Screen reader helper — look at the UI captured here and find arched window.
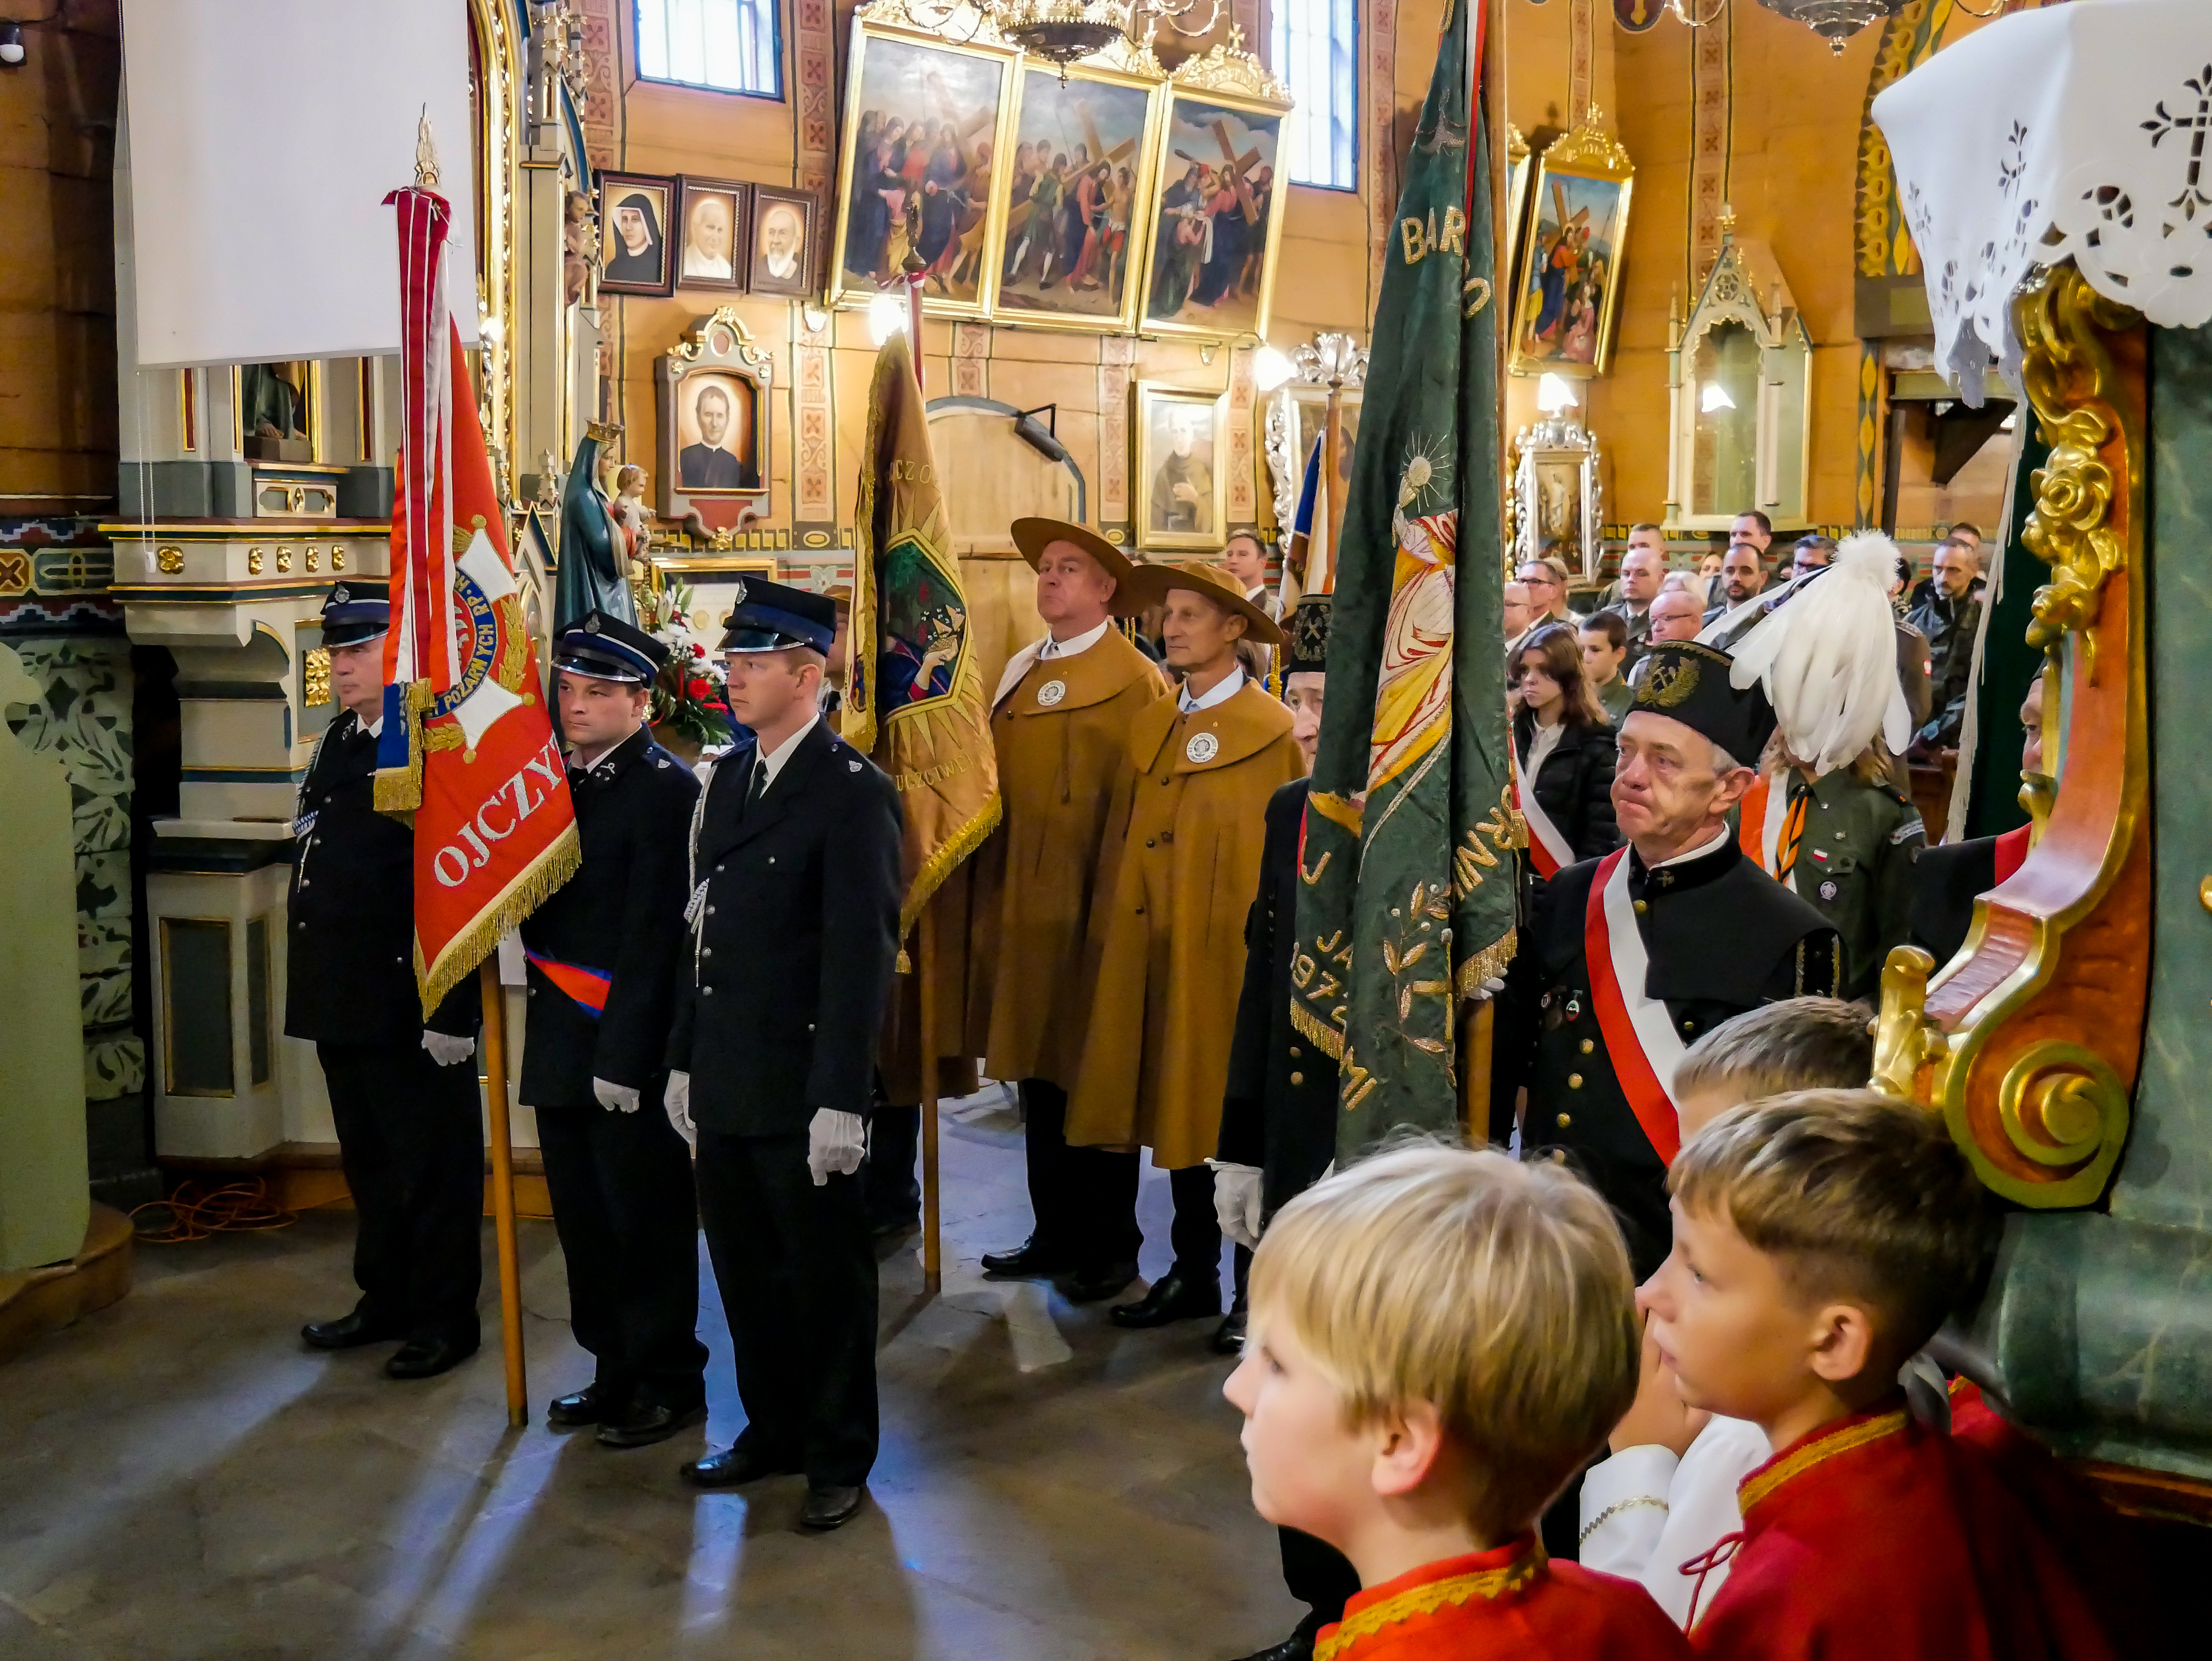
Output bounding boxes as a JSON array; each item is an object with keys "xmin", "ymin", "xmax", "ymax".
[
  {"xmin": 1271, "ymin": 0, "xmax": 1357, "ymax": 191},
  {"xmin": 635, "ymin": 0, "xmax": 782, "ymax": 100}
]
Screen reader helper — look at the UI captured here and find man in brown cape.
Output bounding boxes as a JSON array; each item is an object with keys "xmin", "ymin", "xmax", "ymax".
[
  {"xmin": 1066, "ymin": 559, "xmax": 1304, "ymax": 1329},
  {"xmin": 974, "ymin": 519, "xmax": 1170, "ymax": 1300}
]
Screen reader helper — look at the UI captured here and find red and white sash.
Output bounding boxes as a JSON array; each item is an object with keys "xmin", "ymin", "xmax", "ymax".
[
  {"xmin": 1584, "ymin": 846, "xmax": 1684, "ymax": 1164},
  {"xmin": 1994, "ymin": 823, "xmax": 2031, "ymax": 886},
  {"xmin": 1516, "ymin": 739, "xmax": 1575, "ymax": 879},
  {"xmin": 1737, "ymin": 773, "xmax": 1789, "ymax": 877}
]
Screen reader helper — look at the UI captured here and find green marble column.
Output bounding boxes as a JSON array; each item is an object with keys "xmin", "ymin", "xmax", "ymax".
[{"xmin": 1967, "ymin": 318, "xmax": 2212, "ymax": 1480}]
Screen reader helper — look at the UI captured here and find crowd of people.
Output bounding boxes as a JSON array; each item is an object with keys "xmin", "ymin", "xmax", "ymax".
[{"xmin": 282, "ymin": 504, "xmax": 2160, "ymax": 1661}]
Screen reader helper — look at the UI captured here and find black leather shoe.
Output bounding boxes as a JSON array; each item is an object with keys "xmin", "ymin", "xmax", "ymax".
[
  {"xmin": 1234, "ymin": 1637, "xmax": 1313, "ymax": 1661},
  {"xmin": 597, "ymin": 1399, "xmax": 707, "ymax": 1450},
  {"xmin": 980, "ymin": 1235, "xmax": 1072, "ymax": 1279},
  {"xmin": 384, "ymin": 1334, "xmax": 480, "ymax": 1379},
  {"xmin": 301, "ymin": 1311, "xmax": 405, "ymax": 1350},
  {"xmin": 547, "ymin": 1384, "xmax": 622, "ymax": 1428},
  {"xmin": 1110, "ymin": 1269, "xmax": 1221, "ymax": 1329},
  {"xmin": 681, "ymin": 1440, "xmax": 802, "ymax": 1489},
  {"xmin": 1211, "ymin": 1307, "xmax": 1248, "ymax": 1355},
  {"xmin": 1063, "ymin": 1259, "xmax": 1139, "ymax": 1303},
  {"xmin": 800, "ymin": 1483, "xmax": 866, "ymax": 1530}
]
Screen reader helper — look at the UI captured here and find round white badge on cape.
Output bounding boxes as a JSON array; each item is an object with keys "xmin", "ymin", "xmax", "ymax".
[
  {"xmin": 1037, "ymin": 679, "xmax": 1067, "ymax": 707},
  {"xmin": 1186, "ymin": 730, "xmax": 1220, "ymax": 764}
]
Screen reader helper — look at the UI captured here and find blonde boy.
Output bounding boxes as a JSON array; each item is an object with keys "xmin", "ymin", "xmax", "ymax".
[
  {"xmin": 1581, "ymin": 998, "xmax": 1873, "ymax": 1624},
  {"xmin": 1225, "ymin": 1146, "xmax": 1690, "ymax": 1660},
  {"xmin": 1645, "ymin": 1091, "xmax": 2115, "ymax": 1658}
]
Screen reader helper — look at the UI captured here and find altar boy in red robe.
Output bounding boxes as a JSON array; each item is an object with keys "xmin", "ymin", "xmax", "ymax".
[
  {"xmin": 1223, "ymin": 1145, "xmax": 1692, "ymax": 1661},
  {"xmin": 1645, "ymin": 1090, "xmax": 2125, "ymax": 1660}
]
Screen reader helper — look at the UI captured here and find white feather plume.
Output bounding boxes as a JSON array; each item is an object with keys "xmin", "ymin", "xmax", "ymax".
[{"xmin": 1726, "ymin": 531, "xmax": 1914, "ymax": 775}]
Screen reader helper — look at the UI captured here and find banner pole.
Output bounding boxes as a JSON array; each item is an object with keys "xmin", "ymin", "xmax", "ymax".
[
  {"xmin": 479, "ymin": 958, "xmax": 528, "ymax": 1428},
  {"xmin": 918, "ymin": 904, "xmax": 943, "ymax": 1296}
]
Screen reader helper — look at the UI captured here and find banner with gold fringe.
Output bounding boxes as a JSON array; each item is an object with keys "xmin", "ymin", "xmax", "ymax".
[{"xmin": 847, "ymin": 332, "xmax": 1001, "ymax": 940}]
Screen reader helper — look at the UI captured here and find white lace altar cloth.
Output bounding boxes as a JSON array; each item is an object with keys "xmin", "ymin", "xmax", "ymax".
[{"xmin": 1873, "ymin": 0, "xmax": 2212, "ymax": 405}]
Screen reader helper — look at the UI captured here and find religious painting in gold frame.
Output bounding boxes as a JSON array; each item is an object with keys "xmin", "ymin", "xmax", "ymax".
[
  {"xmin": 987, "ymin": 50, "xmax": 1168, "ymax": 336},
  {"xmin": 1508, "ymin": 120, "xmax": 1633, "ymax": 379},
  {"xmin": 1134, "ymin": 381, "xmax": 1228, "ymax": 551},
  {"xmin": 1502, "ymin": 124, "xmax": 1535, "ymax": 320},
  {"xmin": 1136, "ymin": 46, "xmax": 1294, "ymax": 342},
  {"xmin": 826, "ymin": 7, "xmax": 1020, "ymax": 319}
]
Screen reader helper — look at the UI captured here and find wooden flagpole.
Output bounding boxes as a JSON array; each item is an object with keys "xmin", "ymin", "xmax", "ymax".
[
  {"xmin": 478, "ymin": 959, "xmax": 528, "ymax": 1427},
  {"xmin": 918, "ymin": 907, "xmax": 943, "ymax": 1296}
]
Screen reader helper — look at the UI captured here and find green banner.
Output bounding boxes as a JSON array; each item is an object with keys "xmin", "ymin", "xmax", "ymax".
[{"xmin": 1290, "ymin": 0, "xmax": 1517, "ymax": 1161}]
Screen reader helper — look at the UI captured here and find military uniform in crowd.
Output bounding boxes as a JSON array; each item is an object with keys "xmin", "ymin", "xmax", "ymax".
[
  {"xmin": 1067, "ymin": 561, "xmax": 1304, "ymax": 1327},
  {"xmin": 287, "ymin": 582, "xmax": 484, "ymax": 1379},
  {"xmin": 974, "ymin": 519, "xmax": 1168, "ymax": 1297},
  {"xmin": 521, "ymin": 612, "xmax": 708, "ymax": 1447},
  {"xmin": 1748, "ymin": 763, "xmax": 1923, "ymax": 1002},
  {"xmin": 665, "ymin": 579, "xmax": 903, "ymax": 1529},
  {"xmin": 1494, "ymin": 643, "xmax": 1842, "ymax": 1282}
]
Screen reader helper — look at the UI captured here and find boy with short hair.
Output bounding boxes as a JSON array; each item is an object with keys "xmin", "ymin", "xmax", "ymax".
[
  {"xmin": 1645, "ymin": 1091, "xmax": 2121, "ymax": 1658},
  {"xmin": 1225, "ymin": 1146, "xmax": 1692, "ymax": 1659},
  {"xmin": 1579, "ymin": 998, "xmax": 1873, "ymax": 1625}
]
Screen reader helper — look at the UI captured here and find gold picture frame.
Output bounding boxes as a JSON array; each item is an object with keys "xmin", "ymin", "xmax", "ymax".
[
  {"xmin": 1508, "ymin": 118, "xmax": 1633, "ymax": 380},
  {"xmin": 1503, "ymin": 124, "xmax": 1535, "ymax": 320},
  {"xmin": 1135, "ymin": 46, "xmax": 1296, "ymax": 342},
  {"xmin": 987, "ymin": 50, "xmax": 1169, "ymax": 336},
  {"xmin": 1133, "ymin": 380, "xmax": 1228, "ymax": 551},
  {"xmin": 826, "ymin": 6, "xmax": 1021, "ymax": 319}
]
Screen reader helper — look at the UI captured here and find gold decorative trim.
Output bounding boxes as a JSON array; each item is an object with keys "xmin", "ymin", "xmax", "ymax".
[
  {"xmin": 1166, "ymin": 28, "xmax": 1290, "ymax": 105},
  {"xmin": 1738, "ymin": 1408, "xmax": 1908, "ymax": 1517},
  {"xmin": 855, "ymin": 0, "xmax": 1015, "ymax": 46},
  {"xmin": 666, "ymin": 307, "xmax": 775, "ymax": 387},
  {"xmin": 1289, "ymin": 994, "xmax": 1343, "ymax": 1060},
  {"xmin": 415, "ymin": 821, "xmax": 582, "ymax": 1017},
  {"xmin": 1539, "ymin": 104, "xmax": 1633, "ymax": 180},
  {"xmin": 1868, "ymin": 944, "xmax": 1940, "ymax": 1102},
  {"xmin": 1313, "ymin": 1547, "xmax": 1544, "ymax": 1661},
  {"xmin": 1453, "ymin": 929, "xmax": 1516, "ymax": 998}
]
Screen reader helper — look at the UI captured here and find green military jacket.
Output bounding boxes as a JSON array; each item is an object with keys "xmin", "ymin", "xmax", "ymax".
[
  {"xmin": 1595, "ymin": 674, "xmax": 1634, "ymax": 725},
  {"xmin": 1778, "ymin": 765, "xmax": 1925, "ymax": 1002}
]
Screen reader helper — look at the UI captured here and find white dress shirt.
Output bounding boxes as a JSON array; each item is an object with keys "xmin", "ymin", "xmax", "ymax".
[
  {"xmin": 1579, "ymin": 1415, "xmax": 1770, "ymax": 1628},
  {"xmin": 1177, "ymin": 664, "xmax": 1246, "ymax": 714},
  {"xmin": 1649, "ymin": 824, "xmax": 1734, "ymax": 871},
  {"xmin": 754, "ymin": 712, "xmax": 820, "ymax": 794},
  {"xmin": 1039, "ymin": 617, "xmax": 1113, "ymax": 660}
]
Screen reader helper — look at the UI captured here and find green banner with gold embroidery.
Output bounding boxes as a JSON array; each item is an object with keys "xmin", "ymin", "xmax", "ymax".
[{"xmin": 1290, "ymin": 0, "xmax": 1517, "ymax": 1159}]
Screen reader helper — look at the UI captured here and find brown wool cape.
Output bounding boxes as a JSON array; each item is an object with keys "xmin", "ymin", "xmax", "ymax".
[
  {"xmin": 967, "ymin": 625, "xmax": 1169, "ymax": 1089},
  {"xmin": 1065, "ymin": 680, "xmax": 1305, "ymax": 1170}
]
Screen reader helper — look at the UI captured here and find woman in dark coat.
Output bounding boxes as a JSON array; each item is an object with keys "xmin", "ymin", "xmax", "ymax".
[{"xmin": 1511, "ymin": 622, "xmax": 1620, "ymax": 877}]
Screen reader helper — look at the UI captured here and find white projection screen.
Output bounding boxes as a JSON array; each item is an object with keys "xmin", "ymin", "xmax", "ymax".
[{"xmin": 122, "ymin": 0, "xmax": 479, "ymax": 368}]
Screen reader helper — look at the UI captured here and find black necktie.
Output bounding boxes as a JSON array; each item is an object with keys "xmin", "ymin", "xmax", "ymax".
[{"xmin": 746, "ymin": 759, "xmax": 769, "ymax": 809}]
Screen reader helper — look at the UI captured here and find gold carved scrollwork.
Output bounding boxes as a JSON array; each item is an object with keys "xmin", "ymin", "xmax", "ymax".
[
  {"xmin": 156, "ymin": 545, "xmax": 184, "ymax": 574},
  {"xmin": 1869, "ymin": 945, "xmax": 1944, "ymax": 1102},
  {"xmin": 2018, "ymin": 268, "xmax": 2139, "ymax": 676},
  {"xmin": 304, "ymin": 648, "xmax": 332, "ymax": 708}
]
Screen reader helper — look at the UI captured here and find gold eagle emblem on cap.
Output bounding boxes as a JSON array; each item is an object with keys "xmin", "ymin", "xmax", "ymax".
[{"xmin": 1637, "ymin": 654, "xmax": 1700, "ymax": 709}]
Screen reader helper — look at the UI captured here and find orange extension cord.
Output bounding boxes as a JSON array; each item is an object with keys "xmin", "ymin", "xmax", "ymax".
[{"xmin": 129, "ymin": 1178, "xmax": 298, "ymax": 1244}]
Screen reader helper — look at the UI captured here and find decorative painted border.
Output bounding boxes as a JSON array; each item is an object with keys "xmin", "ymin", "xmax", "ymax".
[{"xmin": 1688, "ymin": 4, "xmax": 1730, "ymax": 287}]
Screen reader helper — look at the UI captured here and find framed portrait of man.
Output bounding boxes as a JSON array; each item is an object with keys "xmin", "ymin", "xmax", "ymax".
[
  {"xmin": 1133, "ymin": 381, "xmax": 1227, "ymax": 552},
  {"xmin": 1508, "ymin": 120, "xmax": 1634, "ymax": 379},
  {"xmin": 748, "ymin": 186, "xmax": 819, "ymax": 298},
  {"xmin": 1136, "ymin": 54, "xmax": 1294, "ymax": 342},
  {"xmin": 655, "ymin": 308, "xmax": 774, "ymax": 531},
  {"xmin": 826, "ymin": 16, "xmax": 1018, "ymax": 317},
  {"xmin": 599, "ymin": 171, "xmax": 679, "ymax": 297},
  {"xmin": 676, "ymin": 177, "xmax": 749, "ymax": 292}
]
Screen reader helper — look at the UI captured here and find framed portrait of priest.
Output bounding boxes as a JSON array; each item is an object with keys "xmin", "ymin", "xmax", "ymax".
[
  {"xmin": 825, "ymin": 12, "xmax": 1018, "ymax": 317},
  {"xmin": 749, "ymin": 186, "xmax": 819, "ymax": 298},
  {"xmin": 1508, "ymin": 120, "xmax": 1634, "ymax": 379},
  {"xmin": 1136, "ymin": 60, "xmax": 1294, "ymax": 340},
  {"xmin": 676, "ymin": 177, "xmax": 749, "ymax": 292},
  {"xmin": 599, "ymin": 171, "xmax": 679, "ymax": 297},
  {"xmin": 1134, "ymin": 381, "xmax": 1227, "ymax": 551},
  {"xmin": 654, "ymin": 308, "xmax": 774, "ymax": 527}
]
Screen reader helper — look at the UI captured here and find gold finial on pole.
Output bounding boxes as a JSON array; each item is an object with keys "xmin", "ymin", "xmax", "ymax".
[{"xmin": 415, "ymin": 105, "xmax": 441, "ymax": 190}]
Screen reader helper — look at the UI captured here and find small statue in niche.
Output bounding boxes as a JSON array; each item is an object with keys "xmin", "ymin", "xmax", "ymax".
[
  {"xmin": 613, "ymin": 464, "xmax": 651, "ymax": 565},
  {"xmin": 563, "ymin": 189, "xmax": 597, "ymax": 307},
  {"xmin": 555, "ymin": 421, "xmax": 638, "ymax": 635}
]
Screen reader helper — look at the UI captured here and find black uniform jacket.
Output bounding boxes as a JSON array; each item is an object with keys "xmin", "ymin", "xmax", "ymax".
[
  {"xmin": 665, "ymin": 718, "xmax": 903, "ymax": 1136},
  {"xmin": 1494, "ymin": 835, "xmax": 1841, "ymax": 1273},
  {"xmin": 1516, "ymin": 709, "xmax": 1622, "ymax": 864},
  {"xmin": 1909, "ymin": 830, "xmax": 2018, "ymax": 968},
  {"xmin": 1217, "ymin": 779, "xmax": 1337, "ymax": 1217},
  {"xmin": 285, "ymin": 712, "xmax": 477, "ymax": 1046},
  {"xmin": 519, "ymin": 724, "xmax": 699, "ymax": 1107}
]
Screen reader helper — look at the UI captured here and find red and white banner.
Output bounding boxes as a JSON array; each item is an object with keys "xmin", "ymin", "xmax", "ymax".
[
  {"xmin": 1737, "ymin": 773, "xmax": 1789, "ymax": 878},
  {"xmin": 1583, "ymin": 847, "xmax": 1684, "ymax": 1164},
  {"xmin": 374, "ymin": 177, "xmax": 578, "ymax": 1014},
  {"xmin": 1515, "ymin": 741, "xmax": 1574, "ymax": 880}
]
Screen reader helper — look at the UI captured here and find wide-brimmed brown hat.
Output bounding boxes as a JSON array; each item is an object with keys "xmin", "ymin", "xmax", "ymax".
[
  {"xmin": 1126, "ymin": 556, "xmax": 1286, "ymax": 646},
  {"xmin": 1009, "ymin": 517, "xmax": 1145, "ymax": 616}
]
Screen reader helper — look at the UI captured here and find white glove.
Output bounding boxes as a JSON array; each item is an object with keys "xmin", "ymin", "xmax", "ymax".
[
  {"xmin": 593, "ymin": 1076, "xmax": 641, "ymax": 1115},
  {"xmin": 664, "ymin": 1071, "xmax": 696, "ymax": 1148},
  {"xmin": 1468, "ymin": 976, "xmax": 1507, "ymax": 1004},
  {"xmin": 422, "ymin": 1030, "xmax": 476, "ymax": 1067},
  {"xmin": 1209, "ymin": 1161, "xmax": 1265, "ymax": 1251},
  {"xmin": 806, "ymin": 1108, "xmax": 866, "ymax": 1186}
]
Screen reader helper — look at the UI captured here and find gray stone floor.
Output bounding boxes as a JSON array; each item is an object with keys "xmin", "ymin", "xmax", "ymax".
[{"xmin": 0, "ymin": 1087, "xmax": 1297, "ymax": 1659}]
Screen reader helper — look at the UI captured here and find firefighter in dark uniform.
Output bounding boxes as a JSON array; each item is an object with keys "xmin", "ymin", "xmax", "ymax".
[
  {"xmin": 1211, "ymin": 595, "xmax": 1364, "ymax": 1661},
  {"xmin": 521, "ymin": 611, "xmax": 708, "ymax": 1448},
  {"xmin": 1494, "ymin": 641, "xmax": 1842, "ymax": 1283},
  {"xmin": 290, "ymin": 582, "xmax": 485, "ymax": 1380},
  {"xmin": 662, "ymin": 578, "xmax": 903, "ymax": 1531}
]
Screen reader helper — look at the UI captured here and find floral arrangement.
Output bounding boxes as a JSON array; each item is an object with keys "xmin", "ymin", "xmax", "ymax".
[{"xmin": 635, "ymin": 575, "xmax": 732, "ymax": 750}]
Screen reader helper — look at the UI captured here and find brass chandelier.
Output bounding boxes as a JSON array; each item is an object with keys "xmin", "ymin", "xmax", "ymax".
[
  {"xmin": 1669, "ymin": 0, "xmax": 2004, "ymax": 55},
  {"xmin": 902, "ymin": 0, "xmax": 1225, "ymax": 67}
]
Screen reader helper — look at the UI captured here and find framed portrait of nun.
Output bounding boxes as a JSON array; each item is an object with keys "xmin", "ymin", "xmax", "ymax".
[{"xmin": 598, "ymin": 171, "xmax": 679, "ymax": 297}]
